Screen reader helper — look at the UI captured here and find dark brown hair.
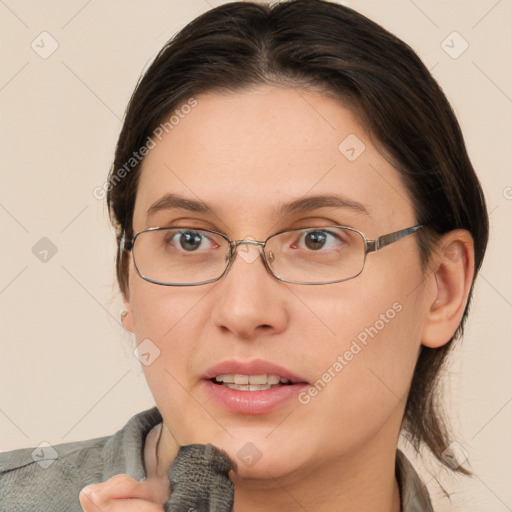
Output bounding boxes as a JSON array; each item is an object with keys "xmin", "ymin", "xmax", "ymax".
[{"xmin": 107, "ymin": 0, "xmax": 488, "ymax": 474}]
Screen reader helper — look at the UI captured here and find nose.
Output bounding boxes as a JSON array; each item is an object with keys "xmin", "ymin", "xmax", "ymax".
[{"xmin": 210, "ymin": 242, "xmax": 289, "ymax": 341}]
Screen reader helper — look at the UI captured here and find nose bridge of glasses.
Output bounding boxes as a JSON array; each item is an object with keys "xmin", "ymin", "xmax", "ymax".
[
  {"xmin": 229, "ymin": 239, "xmax": 268, "ymax": 265},
  {"xmin": 230, "ymin": 239, "xmax": 265, "ymax": 249}
]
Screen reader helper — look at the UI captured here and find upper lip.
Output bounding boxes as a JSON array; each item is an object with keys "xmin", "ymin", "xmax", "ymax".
[{"xmin": 203, "ymin": 359, "xmax": 308, "ymax": 384}]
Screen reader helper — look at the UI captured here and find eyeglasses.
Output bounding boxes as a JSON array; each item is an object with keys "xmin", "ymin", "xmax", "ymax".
[{"xmin": 122, "ymin": 224, "xmax": 423, "ymax": 286}]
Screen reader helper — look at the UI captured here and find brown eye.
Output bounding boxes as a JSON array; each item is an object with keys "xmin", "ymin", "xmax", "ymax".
[
  {"xmin": 165, "ymin": 230, "xmax": 213, "ymax": 252},
  {"xmin": 294, "ymin": 229, "xmax": 344, "ymax": 251},
  {"xmin": 179, "ymin": 231, "xmax": 204, "ymax": 251},
  {"xmin": 304, "ymin": 231, "xmax": 328, "ymax": 250}
]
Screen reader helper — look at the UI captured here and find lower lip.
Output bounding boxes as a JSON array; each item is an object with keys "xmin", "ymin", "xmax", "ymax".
[{"xmin": 203, "ymin": 380, "xmax": 308, "ymax": 415}]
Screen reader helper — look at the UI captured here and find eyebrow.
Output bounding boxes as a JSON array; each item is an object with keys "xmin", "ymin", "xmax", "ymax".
[{"xmin": 146, "ymin": 192, "xmax": 370, "ymax": 218}]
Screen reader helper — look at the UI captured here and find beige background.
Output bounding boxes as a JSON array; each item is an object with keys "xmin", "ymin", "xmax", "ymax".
[{"xmin": 1, "ymin": 0, "xmax": 511, "ymax": 510}]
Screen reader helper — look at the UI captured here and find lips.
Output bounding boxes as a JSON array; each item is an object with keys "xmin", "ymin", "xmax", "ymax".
[{"xmin": 202, "ymin": 359, "xmax": 309, "ymax": 415}]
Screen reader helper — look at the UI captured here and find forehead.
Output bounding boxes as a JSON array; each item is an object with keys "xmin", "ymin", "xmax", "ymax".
[{"xmin": 133, "ymin": 86, "xmax": 415, "ymax": 234}]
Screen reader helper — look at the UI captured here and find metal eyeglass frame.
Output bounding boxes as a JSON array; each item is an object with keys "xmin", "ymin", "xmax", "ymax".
[{"xmin": 121, "ymin": 224, "xmax": 424, "ymax": 286}]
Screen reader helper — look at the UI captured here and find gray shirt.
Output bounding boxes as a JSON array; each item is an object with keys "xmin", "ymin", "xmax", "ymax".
[{"xmin": 0, "ymin": 407, "xmax": 433, "ymax": 511}]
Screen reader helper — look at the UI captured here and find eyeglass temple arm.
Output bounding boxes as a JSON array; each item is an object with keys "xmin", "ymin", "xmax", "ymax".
[
  {"xmin": 119, "ymin": 235, "xmax": 133, "ymax": 251},
  {"xmin": 366, "ymin": 225, "xmax": 423, "ymax": 253}
]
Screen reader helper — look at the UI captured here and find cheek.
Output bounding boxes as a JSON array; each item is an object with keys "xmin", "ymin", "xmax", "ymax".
[
  {"xmin": 127, "ymin": 270, "xmax": 219, "ymax": 425},
  {"xmin": 295, "ymin": 261, "xmax": 425, "ymax": 449},
  {"xmin": 128, "ymin": 263, "xmax": 206, "ymax": 343}
]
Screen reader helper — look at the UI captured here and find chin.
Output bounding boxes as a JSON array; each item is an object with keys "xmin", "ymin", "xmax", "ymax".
[
  {"xmin": 204, "ymin": 429, "xmax": 310, "ymax": 482},
  {"xmin": 230, "ymin": 452, "xmax": 304, "ymax": 483}
]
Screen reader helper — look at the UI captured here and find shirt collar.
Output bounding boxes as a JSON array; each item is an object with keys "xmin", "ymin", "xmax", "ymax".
[{"xmin": 396, "ymin": 449, "xmax": 434, "ymax": 511}]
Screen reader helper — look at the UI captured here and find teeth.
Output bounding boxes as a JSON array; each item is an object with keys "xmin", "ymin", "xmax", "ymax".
[
  {"xmin": 214, "ymin": 374, "xmax": 291, "ymax": 386},
  {"xmin": 215, "ymin": 374, "xmax": 234, "ymax": 383},
  {"xmin": 224, "ymin": 383, "xmax": 272, "ymax": 391},
  {"xmin": 249, "ymin": 375, "xmax": 267, "ymax": 384}
]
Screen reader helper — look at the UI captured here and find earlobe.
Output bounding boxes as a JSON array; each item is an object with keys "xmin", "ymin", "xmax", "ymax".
[
  {"xmin": 421, "ymin": 230, "xmax": 475, "ymax": 349},
  {"xmin": 121, "ymin": 299, "xmax": 135, "ymax": 333}
]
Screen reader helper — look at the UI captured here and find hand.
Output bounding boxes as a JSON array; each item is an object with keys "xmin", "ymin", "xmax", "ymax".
[{"xmin": 79, "ymin": 473, "xmax": 169, "ymax": 512}]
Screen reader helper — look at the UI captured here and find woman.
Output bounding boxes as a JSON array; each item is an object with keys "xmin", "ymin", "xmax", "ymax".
[{"xmin": 0, "ymin": 1, "xmax": 488, "ymax": 510}]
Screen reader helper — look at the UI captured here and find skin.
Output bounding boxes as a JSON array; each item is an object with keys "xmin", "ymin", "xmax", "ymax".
[{"xmin": 80, "ymin": 85, "xmax": 474, "ymax": 511}]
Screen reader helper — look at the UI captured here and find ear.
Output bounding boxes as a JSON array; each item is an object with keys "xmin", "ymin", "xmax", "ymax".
[
  {"xmin": 121, "ymin": 296, "xmax": 135, "ymax": 333},
  {"xmin": 421, "ymin": 229, "xmax": 475, "ymax": 348}
]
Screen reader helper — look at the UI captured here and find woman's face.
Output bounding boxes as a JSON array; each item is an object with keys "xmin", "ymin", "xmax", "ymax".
[{"xmin": 125, "ymin": 85, "xmax": 430, "ymax": 480}]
